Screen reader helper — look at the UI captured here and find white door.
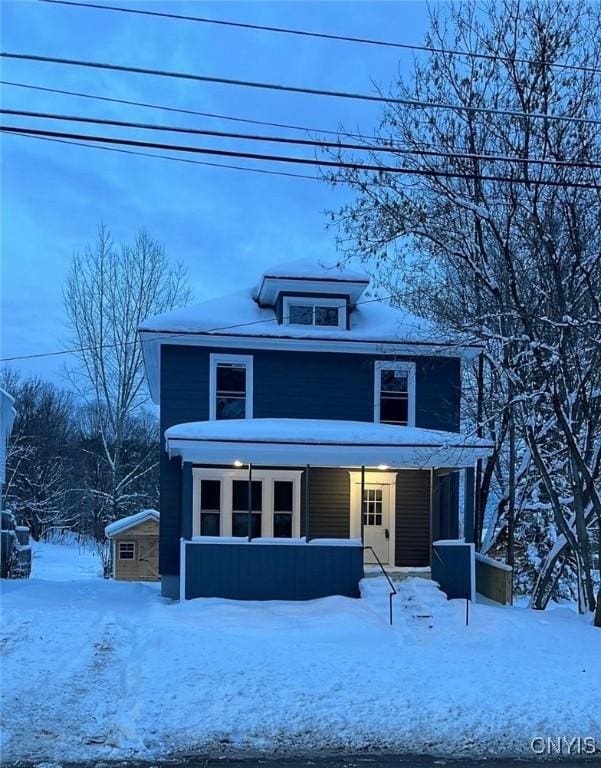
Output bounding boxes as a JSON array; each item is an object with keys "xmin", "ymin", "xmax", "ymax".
[{"xmin": 362, "ymin": 485, "xmax": 390, "ymax": 565}]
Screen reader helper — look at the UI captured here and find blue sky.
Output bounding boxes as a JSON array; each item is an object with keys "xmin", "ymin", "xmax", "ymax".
[{"xmin": 1, "ymin": 0, "xmax": 431, "ymax": 385}]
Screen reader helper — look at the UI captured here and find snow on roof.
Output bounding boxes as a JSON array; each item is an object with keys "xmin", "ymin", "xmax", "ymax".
[
  {"xmin": 140, "ymin": 287, "xmax": 439, "ymax": 344},
  {"xmin": 166, "ymin": 418, "xmax": 484, "ymax": 446},
  {"xmin": 165, "ymin": 418, "xmax": 494, "ymax": 469},
  {"xmin": 105, "ymin": 509, "xmax": 159, "ymax": 538},
  {"xmin": 139, "ymin": 261, "xmax": 483, "ymax": 403},
  {"xmin": 258, "ymin": 258, "xmax": 369, "ymax": 283}
]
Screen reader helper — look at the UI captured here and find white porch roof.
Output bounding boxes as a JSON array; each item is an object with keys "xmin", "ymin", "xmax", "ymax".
[{"xmin": 165, "ymin": 418, "xmax": 493, "ymax": 469}]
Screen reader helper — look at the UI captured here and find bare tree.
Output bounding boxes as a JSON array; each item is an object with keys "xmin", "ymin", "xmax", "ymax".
[
  {"xmin": 64, "ymin": 225, "xmax": 190, "ymax": 528},
  {"xmin": 1, "ymin": 370, "xmax": 77, "ymax": 539},
  {"xmin": 327, "ymin": 0, "xmax": 601, "ymax": 621}
]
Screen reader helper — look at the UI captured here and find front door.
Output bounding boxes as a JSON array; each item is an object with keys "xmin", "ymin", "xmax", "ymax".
[{"xmin": 362, "ymin": 485, "xmax": 390, "ymax": 565}]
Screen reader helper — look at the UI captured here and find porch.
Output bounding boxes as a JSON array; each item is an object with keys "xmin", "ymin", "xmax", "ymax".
[{"xmin": 164, "ymin": 418, "xmax": 493, "ymax": 601}]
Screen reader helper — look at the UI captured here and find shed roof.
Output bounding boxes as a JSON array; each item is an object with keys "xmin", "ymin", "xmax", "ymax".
[{"xmin": 105, "ymin": 509, "xmax": 159, "ymax": 538}]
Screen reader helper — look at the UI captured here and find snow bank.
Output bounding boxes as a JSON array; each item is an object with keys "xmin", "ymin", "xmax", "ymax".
[
  {"xmin": 29, "ymin": 538, "xmax": 103, "ymax": 581},
  {"xmin": 2, "ymin": 547, "xmax": 600, "ymax": 762}
]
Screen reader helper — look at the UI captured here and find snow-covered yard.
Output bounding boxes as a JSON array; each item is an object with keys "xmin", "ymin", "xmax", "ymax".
[{"xmin": 1, "ymin": 541, "xmax": 600, "ymax": 763}]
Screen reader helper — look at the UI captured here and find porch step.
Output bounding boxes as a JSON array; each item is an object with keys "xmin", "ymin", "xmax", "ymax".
[{"xmin": 363, "ymin": 565, "xmax": 431, "ymax": 583}]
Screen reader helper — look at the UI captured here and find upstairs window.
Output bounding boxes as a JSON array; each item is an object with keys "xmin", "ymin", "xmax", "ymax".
[
  {"xmin": 209, "ymin": 354, "xmax": 253, "ymax": 420},
  {"xmin": 282, "ymin": 297, "xmax": 346, "ymax": 329},
  {"xmin": 374, "ymin": 361, "xmax": 416, "ymax": 427}
]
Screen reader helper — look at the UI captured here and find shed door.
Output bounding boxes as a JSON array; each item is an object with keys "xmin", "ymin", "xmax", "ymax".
[
  {"xmin": 138, "ymin": 538, "xmax": 159, "ymax": 579},
  {"xmin": 362, "ymin": 485, "xmax": 390, "ymax": 565}
]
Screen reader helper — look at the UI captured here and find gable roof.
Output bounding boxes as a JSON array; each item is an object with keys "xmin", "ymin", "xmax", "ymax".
[{"xmin": 105, "ymin": 509, "xmax": 159, "ymax": 538}]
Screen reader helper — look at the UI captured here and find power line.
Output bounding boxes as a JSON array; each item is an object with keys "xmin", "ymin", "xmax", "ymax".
[
  {"xmin": 0, "ymin": 79, "xmax": 364, "ymax": 140},
  {"xmin": 38, "ymin": 0, "xmax": 601, "ymax": 76},
  {"xmin": 3, "ymin": 52, "xmax": 601, "ymax": 127},
  {"xmin": 4, "ymin": 125, "xmax": 601, "ymax": 189},
  {"xmin": 7, "ymin": 82, "xmax": 599, "ymax": 171},
  {"xmin": 1, "ymin": 292, "xmax": 447, "ymax": 363},
  {"xmin": 10, "ymin": 131, "xmax": 320, "ymax": 181},
  {"xmin": 6, "ymin": 131, "xmax": 554, "ymax": 208},
  {"xmin": 5, "ymin": 107, "xmax": 601, "ymax": 172}
]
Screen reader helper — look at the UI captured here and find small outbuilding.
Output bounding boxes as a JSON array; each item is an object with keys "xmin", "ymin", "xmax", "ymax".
[{"xmin": 105, "ymin": 509, "xmax": 159, "ymax": 582}]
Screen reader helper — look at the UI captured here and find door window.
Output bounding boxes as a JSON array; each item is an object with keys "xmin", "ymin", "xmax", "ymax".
[{"xmin": 363, "ymin": 487, "xmax": 383, "ymax": 526}]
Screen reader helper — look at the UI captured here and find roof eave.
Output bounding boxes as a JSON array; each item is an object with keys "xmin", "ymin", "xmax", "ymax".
[{"xmin": 165, "ymin": 436, "xmax": 493, "ymax": 470}]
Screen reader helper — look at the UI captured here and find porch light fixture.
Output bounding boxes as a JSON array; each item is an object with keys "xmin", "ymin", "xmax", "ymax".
[
  {"xmin": 233, "ymin": 460, "xmax": 244, "ymax": 468},
  {"xmin": 377, "ymin": 464, "xmax": 389, "ymax": 470}
]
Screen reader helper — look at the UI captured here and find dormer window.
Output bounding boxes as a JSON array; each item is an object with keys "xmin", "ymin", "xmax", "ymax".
[{"xmin": 283, "ymin": 297, "xmax": 347, "ymax": 329}]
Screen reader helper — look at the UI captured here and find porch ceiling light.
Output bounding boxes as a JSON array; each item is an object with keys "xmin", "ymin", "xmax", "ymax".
[
  {"xmin": 233, "ymin": 460, "xmax": 244, "ymax": 468},
  {"xmin": 377, "ymin": 464, "xmax": 389, "ymax": 470}
]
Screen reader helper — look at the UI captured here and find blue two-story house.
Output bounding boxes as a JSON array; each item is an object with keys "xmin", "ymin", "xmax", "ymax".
[{"xmin": 139, "ymin": 260, "xmax": 493, "ymax": 601}]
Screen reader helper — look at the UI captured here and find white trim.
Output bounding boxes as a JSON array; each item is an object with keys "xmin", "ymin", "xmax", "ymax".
[
  {"xmin": 209, "ymin": 353, "xmax": 254, "ymax": 421},
  {"xmin": 179, "ymin": 537, "xmax": 187, "ymax": 601},
  {"xmin": 348, "ymin": 471, "xmax": 397, "ymax": 566},
  {"xmin": 282, "ymin": 296, "xmax": 347, "ymax": 330},
  {"xmin": 256, "ymin": 275, "xmax": 368, "ymax": 306},
  {"xmin": 469, "ymin": 542, "xmax": 476, "ymax": 601},
  {"xmin": 170, "ymin": 439, "xmax": 491, "ymax": 470},
  {"xmin": 192, "ymin": 468, "xmax": 302, "ymax": 539},
  {"xmin": 374, "ymin": 360, "xmax": 416, "ymax": 427}
]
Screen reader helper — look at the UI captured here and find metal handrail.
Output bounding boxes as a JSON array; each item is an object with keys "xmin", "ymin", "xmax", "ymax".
[{"xmin": 363, "ymin": 545, "xmax": 397, "ymax": 626}]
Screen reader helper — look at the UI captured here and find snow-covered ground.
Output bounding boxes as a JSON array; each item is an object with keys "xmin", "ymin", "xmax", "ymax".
[{"xmin": 1, "ymin": 541, "xmax": 600, "ymax": 763}]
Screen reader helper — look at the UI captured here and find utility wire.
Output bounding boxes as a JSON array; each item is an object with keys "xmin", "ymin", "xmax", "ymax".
[
  {"xmin": 6, "ymin": 131, "xmax": 550, "ymax": 207},
  {"xmin": 0, "ymin": 79, "xmax": 366, "ymax": 140},
  {"xmin": 4, "ymin": 107, "xmax": 601, "ymax": 172},
  {"xmin": 4, "ymin": 124, "xmax": 601, "ymax": 189},
  {"xmin": 8, "ymin": 81, "xmax": 598, "ymax": 168},
  {"xmin": 1, "ymin": 292, "xmax": 453, "ymax": 363},
  {"xmin": 10, "ymin": 131, "xmax": 320, "ymax": 181},
  {"xmin": 4, "ymin": 125, "xmax": 601, "ymax": 188},
  {"xmin": 38, "ymin": 0, "xmax": 601, "ymax": 76},
  {"xmin": 3, "ymin": 52, "xmax": 601, "ymax": 127}
]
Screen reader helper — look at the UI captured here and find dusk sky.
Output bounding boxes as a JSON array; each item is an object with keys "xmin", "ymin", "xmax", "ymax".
[{"xmin": 1, "ymin": 1, "xmax": 431, "ymax": 385}]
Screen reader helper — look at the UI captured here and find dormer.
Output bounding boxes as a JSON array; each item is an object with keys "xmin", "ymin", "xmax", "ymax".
[{"xmin": 254, "ymin": 259, "xmax": 370, "ymax": 330}]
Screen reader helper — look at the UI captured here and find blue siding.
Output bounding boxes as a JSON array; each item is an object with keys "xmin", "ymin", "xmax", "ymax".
[
  {"xmin": 184, "ymin": 541, "xmax": 364, "ymax": 600},
  {"xmin": 159, "ymin": 344, "xmax": 461, "ymax": 576}
]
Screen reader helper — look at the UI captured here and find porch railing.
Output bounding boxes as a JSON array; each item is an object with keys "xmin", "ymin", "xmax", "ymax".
[{"xmin": 363, "ymin": 545, "xmax": 397, "ymax": 626}]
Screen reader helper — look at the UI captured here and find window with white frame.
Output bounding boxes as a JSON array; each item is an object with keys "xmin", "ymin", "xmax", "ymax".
[
  {"xmin": 118, "ymin": 541, "xmax": 135, "ymax": 560},
  {"xmin": 282, "ymin": 296, "xmax": 347, "ymax": 329},
  {"xmin": 232, "ymin": 479, "xmax": 263, "ymax": 537},
  {"xmin": 209, "ymin": 354, "xmax": 253, "ymax": 420},
  {"xmin": 374, "ymin": 361, "xmax": 416, "ymax": 426},
  {"xmin": 199, "ymin": 479, "xmax": 221, "ymax": 536},
  {"xmin": 273, "ymin": 480, "xmax": 294, "ymax": 537},
  {"xmin": 192, "ymin": 469, "xmax": 301, "ymax": 538}
]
